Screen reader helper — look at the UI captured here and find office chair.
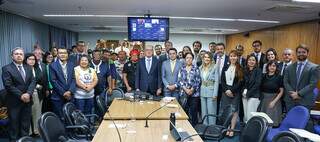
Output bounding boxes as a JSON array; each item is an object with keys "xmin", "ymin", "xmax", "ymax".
[
  {"xmin": 271, "ymin": 131, "xmax": 305, "ymax": 142},
  {"xmin": 62, "ymin": 102, "xmax": 99, "ymax": 139},
  {"xmin": 17, "ymin": 136, "xmax": 35, "ymax": 142},
  {"xmin": 96, "ymin": 95, "xmax": 108, "ymax": 116},
  {"xmin": 106, "ymin": 87, "xmax": 125, "ymax": 105},
  {"xmin": 0, "ymin": 89, "xmax": 8, "ymax": 137},
  {"xmin": 238, "ymin": 116, "xmax": 269, "ymax": 142},
  {"xmin": 194, "ymin": 105, "xmax": 235, "ymax": 141},
  {"xmin": 266, "ymin": 106, "xmax": 309, "ymax": 142},
  {"xmin": 38, "ymin": 112, "xmax": 90, "ymax": 142}
]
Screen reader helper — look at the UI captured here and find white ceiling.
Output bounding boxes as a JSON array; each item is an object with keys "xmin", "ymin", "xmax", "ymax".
[{"xmin": 1, "ymin": 0, "xmax": 320, "ymax": 34}]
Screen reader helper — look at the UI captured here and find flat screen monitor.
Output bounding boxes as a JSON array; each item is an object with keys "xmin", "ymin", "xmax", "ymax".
[{"xmin": 127, "ymin": 17, "xmax": 169, "ymax": 41}]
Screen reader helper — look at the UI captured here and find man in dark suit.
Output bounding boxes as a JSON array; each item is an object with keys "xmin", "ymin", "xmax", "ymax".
[
  {"xmin": 236, "ymin": 44, "xmax": 246, "ymax": 68},
  {"xmin": 159, "ymin": 41, "xmax": 173, "ymax": 63},
  {"xmin": 213, "ymin": 43, "xmax": 229, "ymax": 114},
  {"xmin": 135, "ymin": 45, "xmax": 162, "ymax": 96},
  {"xmin": 284, "ymin": 44, "xmax": 318, "ymax": 110},
  {"xmin": 33, "ymin": 47, "xmax": 48, "ymax": 113},
  {"xmin": 50, "ymin": 48, "xmax": 76, "ymax": 117},
  {"xmin": 192, "ymin": 41, "xmax": 202, "ymax": 67},
  {"xmin": 69, "ymin": 41, "xmax": 86, "ymax": 65},
  {"xmin": 278, "ymin": 48, "xmax": 294, "ymax": 76},
  {"xmin": 250, "ymin": 40, "xmax": 266, "ymax": 69},
  {"xmin": 2, "ymin": 47, "xmax": 36, "ymax": 141}
]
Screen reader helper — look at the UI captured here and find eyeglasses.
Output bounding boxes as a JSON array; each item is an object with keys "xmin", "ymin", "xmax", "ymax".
[
  {"xmin": 253, "ymin": 44, "xmax": 260, "ymax": 47},
  {"xmin": 284, "ymin": 53, "xmax": 291, "ymax": 56}
]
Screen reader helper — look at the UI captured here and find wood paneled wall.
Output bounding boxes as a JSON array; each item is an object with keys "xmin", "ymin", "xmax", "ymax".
[{"xmin": 226, "ymin": 20, "xmax": 320, "ymax": 64}]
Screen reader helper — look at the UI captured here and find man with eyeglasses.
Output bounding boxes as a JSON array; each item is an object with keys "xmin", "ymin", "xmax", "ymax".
[
  {"xmin": 250, "ymin": 40, "xmax": 266, "ymax": 69},
  {"xmin": 279, "ymin": 48, "xmax": 294, "ymax": 76}
]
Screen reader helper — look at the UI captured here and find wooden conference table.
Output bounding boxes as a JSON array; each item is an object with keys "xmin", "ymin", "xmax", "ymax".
[
  {"xmin": 93, "ymin": 98, "xmax": 202, "ymax": 141},
  {"xmin": 92, "ymin": 120, "xmax": 203, "ymax": 142},
  {"xmin": 103, "ymin": 99, "xmax": 189, "ymax": 120}
]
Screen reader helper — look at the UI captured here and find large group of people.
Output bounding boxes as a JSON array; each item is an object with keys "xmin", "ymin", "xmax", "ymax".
[{"xmin": 2, "ymin": 39, "xmax": 320, "ymax": 141}]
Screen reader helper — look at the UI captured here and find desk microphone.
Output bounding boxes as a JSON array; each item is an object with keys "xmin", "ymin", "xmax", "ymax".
[
  {"xmin": 106, "ymin": 110, "xmax": 122, "ymax": 142},
  {"xmin": 145, "ymin": 99, "xmax": 174, "ymax": 128}
]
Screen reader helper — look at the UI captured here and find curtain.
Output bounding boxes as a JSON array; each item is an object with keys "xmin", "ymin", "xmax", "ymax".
[{"xmin": 0, "ymin": 11, "xmax": 78, "ymax": 89}]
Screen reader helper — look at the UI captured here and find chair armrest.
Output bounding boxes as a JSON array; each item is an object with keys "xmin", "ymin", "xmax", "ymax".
[
  {"xmin": 203, "ymin": 124, "xmax": 227, "ymax": 134},
  {"xmin": 200, "ymin": 114, "xmax": 219, "ymax": 124},
  {"xmin": 85, "ymin": 114, "xmax": 99, "ymax": 120},
  {"xmin": 66, "ymin": 125, "xmax": 92, "ymax": 140},
  {"xmin": 66, "ymin": 125, "xmax": 90, "ymax": 131}
]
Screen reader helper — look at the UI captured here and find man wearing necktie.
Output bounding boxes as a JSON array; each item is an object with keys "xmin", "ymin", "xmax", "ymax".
[
  {"xmin": 69, "ymin": 41, "xmax": 86, "ymax": 65},
  {"xmin": 279, "ymin": 48, "xmax": 294, "ymax": 76},
  {"xmin": 135, "ymin": 45, "xmax": 162, "ymax": 96},
  {"xmin": 250, "ymin": 40, "xmax": 266, "ymax": 69},
  {"xmin": 213, "ymin": 43, "xmax": 229, "ymax": 114},
  {"xmin": 283, "ymin": 44, "xmax": 318, "ymax": 110},
  {"xmin": 2, "ymin": 47, "xmax": 36, "ymax": 142},
  {"xmin": 161, "ymin": 48, "xmax": 183, "ymax": 100}
]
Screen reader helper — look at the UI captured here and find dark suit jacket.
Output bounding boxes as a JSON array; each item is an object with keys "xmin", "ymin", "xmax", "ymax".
[
  {"xmin": 283, "ymin": 61, "xmax": 318, "ymax": 109},
  {"xmin": 213, "ymin": 54, "xmax": 230, "ymax": 71},
  {"xmin": 2, "ymin": 63, "xmax": 36, "ymax": 106},
  {"xmin": 221, "ymin": 64, "xmax": 243, "ymax": 94},
  {"xmin": 249, "ymin": 52, "xmax": 266, "ymax": 69},
  {"xmin": 34, "ymin": 62, "xmax": 47, "ymax": 101},
  {"xmin": 243, "ymin": 67, "xmax": 262, "ymax": 98},
  {"xmin": 135, "ymin": 57, "xmax": 162, "ymax": 93},
  {"xmin": 49, "ymin": 60, "xmax": 76, "ymax": 101},
  {"xmin": 239, "ymin": 56, "xmax": 246, "ymax": 68}
]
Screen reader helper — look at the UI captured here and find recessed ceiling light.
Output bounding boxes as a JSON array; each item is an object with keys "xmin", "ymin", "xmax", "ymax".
[
  {"xmin": 43, "ymin": 14, "xmax": 280, "ymax": 24},
  {"xmin": 292, "ymin": 0, "xmax": 320, "ymax": 3}
]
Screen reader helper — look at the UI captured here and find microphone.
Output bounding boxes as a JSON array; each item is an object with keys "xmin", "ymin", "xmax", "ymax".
[
  {"xmin": 106, "ymin": 110, "xmax": 122, "ymax": 142},
  {"xmin": 145, "ymin": 99, "xmax": 174, "ymax": 127}
]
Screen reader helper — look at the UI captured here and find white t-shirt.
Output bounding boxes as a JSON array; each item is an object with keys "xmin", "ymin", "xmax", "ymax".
[{"xmin": 74, "ymin": 66, "xmax": 97, "ymax": 99}]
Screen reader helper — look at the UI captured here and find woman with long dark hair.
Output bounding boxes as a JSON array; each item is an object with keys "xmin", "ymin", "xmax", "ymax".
[{"xmin": 242, "ymin": 54, "xmax": 262, "ymax": 122}]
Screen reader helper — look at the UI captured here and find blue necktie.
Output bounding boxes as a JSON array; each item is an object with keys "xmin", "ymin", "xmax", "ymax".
[
  {"xmin": 296, "ymin": 63, "xmax": 303, "ymax": 88},
  {"xmin": 147, "ymin": 58, "xmax": 151, "ymax": 73}
]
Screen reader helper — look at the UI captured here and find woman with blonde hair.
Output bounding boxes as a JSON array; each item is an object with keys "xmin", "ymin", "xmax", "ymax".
[{"xmin": 199, "ymin": 51, "xmax": 219, "ymax": 125}]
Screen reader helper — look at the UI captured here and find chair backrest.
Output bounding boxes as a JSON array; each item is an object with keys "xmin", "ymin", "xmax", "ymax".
[
  {"xmin": 313, "ymin": 88, "xmax": 319, "ymax": 103},
  {"xmin": 96, "ymin": 95, "xmax": 107, "ymax": 115},
  {"xmin": 38, "ymin": 112, "xmax": 68, "ymax": 142},
  {"xmin": 63, "ymin": 102, "xmax": 77, "ymax": 126},
  {"xmin": 271, "ymin": 131, "xmax": 304, "ymax": 142},
  {"xmin": 217, "ymin": 105, "xmax": 235, "ymax": 127},
  {"xmin": 106, "ymin": 87, "xmax": 124, "ymax": 105},
  {"xmin": 240, "ymin": 116, "xmax": 269, "ymax": 142},
  {"xmin": 279, "ymin": 106, "xmax": 309, "ymax": 131},
  {"xmin": 17, "ymin": 136, "xmax": 35, "ymax": 142}
]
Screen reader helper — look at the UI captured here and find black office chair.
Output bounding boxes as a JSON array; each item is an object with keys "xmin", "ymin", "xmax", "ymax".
[
  {"xmin": 38, "ymin": 112, "xmax": 90, "ymax": 142},
  {"xmin": 194, "ymin": 105, "xmax": 235, "ymax": 141},
  {"xmin": 62, "ymin": 102, "xmax": 98, "ymax": 139},
  {"xmin": 272, "ymin": 131, "xmax": 305, "ymax": 142},
  {"xmin": 106, "ymin": 87, "xmax": 124, "ymax": 105},
  {"xmin": 238, "ymin": 116, "xmax": 269, "ymax": 142},
  {"xmin": 96, "ymin": 95, "xmax": 108, "ymax": 116},
  {"xmin": 17, "ymin": 136, "xmax": 35, "ymax": 142}
]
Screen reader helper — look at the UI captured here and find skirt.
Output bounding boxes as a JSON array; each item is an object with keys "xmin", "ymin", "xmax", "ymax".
[{"xmin": 259, "ymin": 92, "xmax": 282, "ymax": 126}]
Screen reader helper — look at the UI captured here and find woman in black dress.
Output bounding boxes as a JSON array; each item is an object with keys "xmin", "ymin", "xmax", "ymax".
[{"xmin": 260, "ymin": 61, "xmax": 284, "ymax": 126}]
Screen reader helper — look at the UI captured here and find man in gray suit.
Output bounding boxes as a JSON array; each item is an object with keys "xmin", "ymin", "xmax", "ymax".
[
  {"xmin": 161, "ymin": 48, "xmax": 183, "ymax": 100},
  {"xmin": 284, "ymin": 44, "xmax": 318, "ymax": 110}
]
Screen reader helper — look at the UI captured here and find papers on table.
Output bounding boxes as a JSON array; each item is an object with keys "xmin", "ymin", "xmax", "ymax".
[
  {"xmin": 311, "ymin": 110, "xmax": 320, "ymax": 116},
  {"xmin": 108, "ymin": 123, "xmax": 127, "ymax": 129},
  {"xmin": 162, "ymin": 97, "xmax": 176, "ymax": 103},
  {"xmin": 290, "ymin": 128, "xmax": 320, "ymax": 142},
  {"xmin": 251, "ymin": 112, "xmax": 274, "ymax": 124}
]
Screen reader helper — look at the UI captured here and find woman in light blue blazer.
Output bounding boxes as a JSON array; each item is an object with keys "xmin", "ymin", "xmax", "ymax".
[{"xmin": 199, "ymin": 52, "xmax": 219, "ymax": 125}]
